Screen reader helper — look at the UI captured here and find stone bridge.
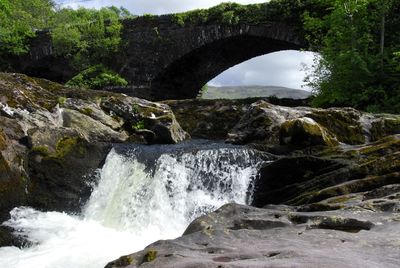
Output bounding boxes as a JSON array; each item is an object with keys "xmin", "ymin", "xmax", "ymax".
[
  {"xmin": 116, "ymin": 16, "xmax": 305, "ymax": 100},
  {"xmin": 15, "ymin": 2, "xmax": 320, "ymax": 100}
]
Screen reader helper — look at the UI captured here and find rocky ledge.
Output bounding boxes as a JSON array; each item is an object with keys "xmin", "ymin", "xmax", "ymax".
[
  {"xmin": 0, "ymin": 72, "xmax": 189, "ymax": 245},
  {"xmin": 0, "ymin": 73, "xmax": 399, "ymax": 267},
  {"xmin": 106, "ymin": 134, "xmax": 400, "ymax": 267},
  {"xmin": 107, "ymin": 201, "xmax": 399, "ymax": 268},
  {"xmin": 107, "ymin": 100, "xmax": 400, "ymax": 267}
]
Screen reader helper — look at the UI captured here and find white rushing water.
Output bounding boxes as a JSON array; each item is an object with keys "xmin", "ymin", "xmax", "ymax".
[{"xmin": 0, "ymin": 144, "xmax": 264, "ymax": 268}]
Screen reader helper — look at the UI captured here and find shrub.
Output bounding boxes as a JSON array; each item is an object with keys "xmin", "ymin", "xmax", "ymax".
[{"xmin": 66, "ymin": 64, "xmax": 128, "ymax": 90}]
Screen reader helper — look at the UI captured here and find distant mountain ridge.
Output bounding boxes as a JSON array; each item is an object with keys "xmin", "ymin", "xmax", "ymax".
[{"xmin": 201, "ymin": 85, "xmax": 311, "ymax": 100}]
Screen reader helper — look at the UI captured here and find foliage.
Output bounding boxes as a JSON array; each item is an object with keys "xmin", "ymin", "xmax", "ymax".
[
  {"xmin": 66, "ymin": 64, "xmax": 128, "ymax": 90},
  {"xmin": 170, "ymin": 1, "xmax": 321, "ymax": 27},
  {"xmin": 0, "ymin": 0, "xmax": 133, "ymax": 72},
  {"xmin": 132, "ymin": 120, "xmax": 145, "ymax": 130},
  {"xmin": 50, "ymin": 6, "xmax": 132, "ymax": 70},
  {"xmin": 197, "ymin": 84, "xmax": 209, "ymax": 98},
  {"xmin": 0, "ymin": 0, "xmax": 54, "ymax": 59},
  {"xmin": 169, "ymin": 0, "xmax": 333, "ymax": 30},
  {"xmin": 304, "ymin": 0, "xmax": 400, "ymax": 113}
]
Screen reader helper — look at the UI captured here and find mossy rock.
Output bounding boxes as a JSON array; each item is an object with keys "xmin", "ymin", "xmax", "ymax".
[
  {"xmin": 0, "ymin": 130, "xmax": 7, "ymax": 150},
  {"xmin": 280, "ymin": 117, "xmax": 338, "ymax": 147},
  {"xmin": 31, "ymin": 146, "xmax": 50, "ymax": 156},
  {"xmin": 370, "ymin": 115, "xmax": 400, "ymax": 141},
  {"xmin": 109, "ymin": 255, "xmax": 136, "ymax": 267},
  {"xmin": 164, "ymin": 99, "xmax": 249, "ymax": 139},
  {"xmin": 142, "ymin": 249, "xmax": 157, "ymax": 263},
  {"xmin": 306, "ymin": 109, "xmax": 365, "ymax": 144},
  {"xmin": 54, "ymin": 136, "xmax": 86, "ymax": 159},
  {"xmin": 27, "ymin": 137, "xmax": 111, "ymax": 214},
  {"xmin": 290, "ymin": 172, "xmax": 400, "ymax": 205}
]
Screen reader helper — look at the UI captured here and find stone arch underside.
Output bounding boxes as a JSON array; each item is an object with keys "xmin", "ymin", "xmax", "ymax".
[{"xmin": 149, "ymin": 34, "xmax": 303, "ymax": 100}]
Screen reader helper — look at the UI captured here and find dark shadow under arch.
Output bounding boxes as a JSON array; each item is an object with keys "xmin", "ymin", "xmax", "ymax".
[{"xmin": 150, "ymin": 34, "xmax": 304, "ymax": 100}]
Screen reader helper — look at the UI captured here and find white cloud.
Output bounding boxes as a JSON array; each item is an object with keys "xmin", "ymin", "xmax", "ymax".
[
  {"xmin": 56, "ymin": 1, "xmax": 317, "ymax": 90},
  {"xmin": 59, "ymin": 0, "xmax": 268, "ymax": 15},
  {"xmin": 209, "ymin": 51, "xmax": 317, "ymax": 90}
]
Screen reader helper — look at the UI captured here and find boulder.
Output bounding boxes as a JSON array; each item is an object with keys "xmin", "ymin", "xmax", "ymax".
[
  {"xmin": 253, "ymin": 134, "xmax": 400, "ymax": 207},
  {"xmin": 305, "ymin": 108, "xmax": 365, "ymax": 144},
  {"xmin": 369, "ymin": 114, "xmax": 400, "ymax": 141},
  {"xmin": 61, "ymin": 108, "xmax": 128, "ymax": 142},
  {"xmin": 227, "ymin": 101, "xmax": 291, "ymax": 144},
  {"xmin": 100, "ymin": 96, "xmax": 189, "ymax": 144},
  {"xmin": 252, "ymin": 156, "xmax": 358, "ymax": 206},
  {"xmin": 0, "ymin": 118, "xmax": 28, "ymax": 223},
  {"xmin": 27, "ymin": 133, "xmax": 111, "ymax": 214},
  {"xmin": 164, "ymin": 99, "xmax": 251, "ymax": 139},
  {"xmin": 225, "ymin": 101, "xmax": 398, "ymax": 146},
  {"xmin": 280, "ymin": 117, "xmax": 338, "ymax": 147},
  {"xmin": 0, "ymin": 72, "xmax": 189, "ymax": 246},
  {"xmin": 62, "ymin": 98, "xmax": 124, "ymax": 130}
]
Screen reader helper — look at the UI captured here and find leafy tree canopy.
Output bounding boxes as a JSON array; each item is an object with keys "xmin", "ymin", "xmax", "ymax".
[
  {"xmin": 304, "ymin": 0, "xmax": 400, "ymax": 113},
  {"xmin": 0, "ymin": 0, "xmax": 133, "ymax": 88},
  {"xmin": 0, "ymin": 0, "xmax": 54, "ymax": 55}
]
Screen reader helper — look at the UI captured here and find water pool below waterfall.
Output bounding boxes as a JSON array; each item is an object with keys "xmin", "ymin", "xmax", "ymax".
[{"xmin": 0, "ymin": 141, "xmax": 268, "ymax": 268}]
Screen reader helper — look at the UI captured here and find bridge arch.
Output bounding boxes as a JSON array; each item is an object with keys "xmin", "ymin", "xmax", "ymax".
[{"xmin": 117, "ymin": 19, "xmax": 306, "ymax": 100}]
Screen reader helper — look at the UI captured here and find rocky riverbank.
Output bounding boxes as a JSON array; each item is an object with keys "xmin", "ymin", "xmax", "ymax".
[
  {"xmin": 0, "ymin": 72, "xmax": 188, "ymax": 246},
  {"xmin": 106, "ymin": 135, "xmax": 400, "ymax": 268},
  {"xmin": 0, "ymin": 73, "xmax": 399, "ymax": 267}
]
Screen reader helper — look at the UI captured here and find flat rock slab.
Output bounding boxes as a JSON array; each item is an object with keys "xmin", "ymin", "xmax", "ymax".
[{"xmin": 106, "ymin": 204, "xmax": 400, "ymax": 268}]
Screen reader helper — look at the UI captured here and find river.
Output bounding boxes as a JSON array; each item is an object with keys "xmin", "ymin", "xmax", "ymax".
[{"xmin": 0, "ymin": 140, "xmax": 267, "ymax": 268}]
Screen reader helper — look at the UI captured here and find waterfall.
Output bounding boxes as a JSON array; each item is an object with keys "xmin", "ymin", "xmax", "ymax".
[{"xmin": 0, "ymin": 141, "xmax": 267, "ymax": 268}]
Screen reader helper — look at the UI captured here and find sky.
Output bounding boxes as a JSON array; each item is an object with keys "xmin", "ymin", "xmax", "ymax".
[{"xmin": 57, "ymin": 0, "xmax": 316, "ymax": 90}]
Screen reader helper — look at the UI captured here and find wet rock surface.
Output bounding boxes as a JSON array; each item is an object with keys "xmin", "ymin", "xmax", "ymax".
[
  {"xmin": 106, "ymin": 115, "xmax": 400, "ymax": 268},
  {"xmin": 1, "ymin": 73, "xmax": 400, "ymax": 266},
  {"xmin": 0, "ymin": 73, "xmax": 188, "ymax": 226},
  {"xmin": 166, "ymin": 99, "xmax": 399, "ymax": 147},
  {"xmin": 164, "ymin": 98, "xmax": 310, "ymax": 140},
  {"xmin": 106, "ymin": 202, "xmax": 400, "ymax": 268}
]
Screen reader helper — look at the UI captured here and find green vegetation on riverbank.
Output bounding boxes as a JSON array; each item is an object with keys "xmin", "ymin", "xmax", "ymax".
[
  {"xmin": 0, "ymin": 0, "xmax": 132, "ymax": 88},
  {"xmin": 304, "ymin": 0, "xmax": 400, "ymax": 113},
  {"xmin": 0, "ymin": 0, "xmax": 399, "ymax": 112}
]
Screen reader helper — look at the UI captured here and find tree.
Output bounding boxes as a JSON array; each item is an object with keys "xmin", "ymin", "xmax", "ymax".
[
  {"xmin": 304, "ymin": 0, "xmax": 400, "ymax": 113},
  {"xmin": 0, "ymin": 0, "xmax": 54, "ymax": 56},
  {"xmin": 50, "ymin": 6, "xmax": 129, "ymax": 70}
]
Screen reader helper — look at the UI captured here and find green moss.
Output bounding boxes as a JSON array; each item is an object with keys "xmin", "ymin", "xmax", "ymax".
[
  {"xmin": 53, "ymin": 136, "xmax": 86, "ymax": 158},
  {"xmin": 79, "ymin": 107, "xmax": 93, "ymax": 116},
  {"xmin": 114, "ymin": 255, "xmax": 135, "ymax": 266},
  {"xmin": 131, "ymin": 103, "xmax": 141, "ymax": 114},
  {"xmin": 31, "ymin": 146, "xmax": 50, "ymax": 156},
  {"xmin": 58, "ymin": 96, "xmax": 67, "ymax": 105},
  {"xmin": 280, "ymin": 118, "xmax": 338, "ymax": 147},
  {"xmin": 132, "ymin": 120, "xmax": 145, "ymax": 130},
  {"xmin": 357, "ymin": 135, "xmax": 400, "ymax": 156},
  {"xmin": 143, "ymin": 249, "xmax": 157, "ymax": 263},
  {"xmin": 307, "ymin": 110, "xmax": 365, "ymax": 144},
  {"xmin": 0, "ymin": 155, "xmax": 11, "ymax": 178}
]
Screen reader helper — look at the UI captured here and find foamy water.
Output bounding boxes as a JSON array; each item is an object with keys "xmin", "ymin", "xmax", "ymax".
[{"xmin": 0, "ymin": 144, "xmax": 264, "ymax": 268}]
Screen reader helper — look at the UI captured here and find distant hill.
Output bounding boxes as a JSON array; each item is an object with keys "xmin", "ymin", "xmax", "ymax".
[{"xmin": 201, "ymin": 85, "xmax": 311, "ymax": 100}]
